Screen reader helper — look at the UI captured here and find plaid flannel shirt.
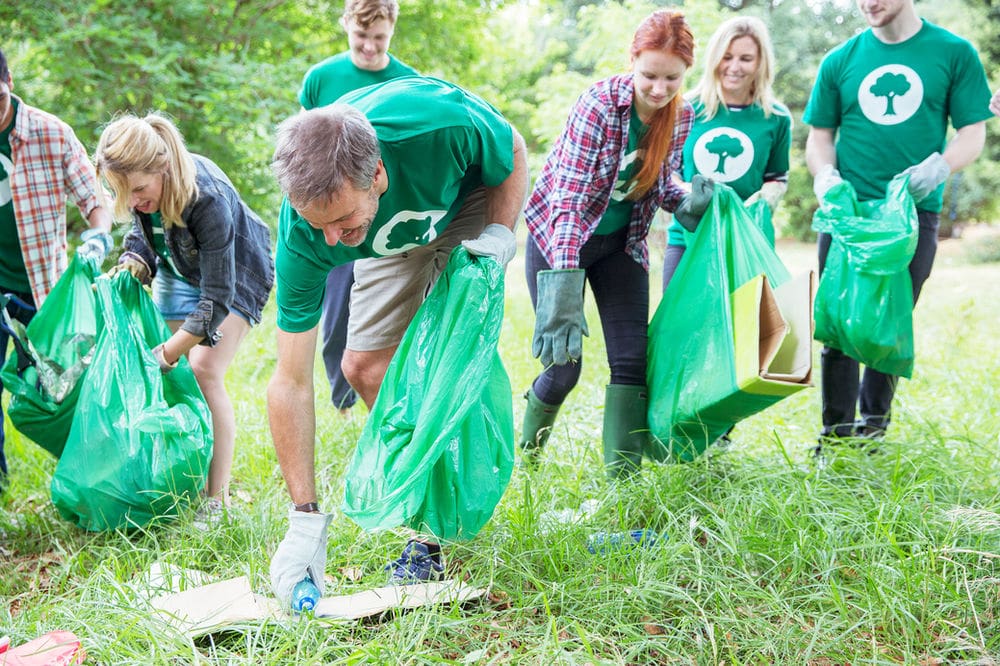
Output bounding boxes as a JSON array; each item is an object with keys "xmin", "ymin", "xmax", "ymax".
[
  {"xmin": 525, "ymin": 74, "xmax": 692, "ymax": 271},
  {"xmin": 9, "ymin": 97, "xmax": 103, "ymax": 306}
]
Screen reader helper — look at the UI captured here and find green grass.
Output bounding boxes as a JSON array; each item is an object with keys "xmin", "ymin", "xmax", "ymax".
[{"xmin": 2, "ymin": 236, "xmax": 1000, "ymax": 664}]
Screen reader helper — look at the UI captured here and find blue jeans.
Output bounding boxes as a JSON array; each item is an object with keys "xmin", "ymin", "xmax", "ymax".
[
  {"xmin": 817, "ymin": 211, "xmax": 938, "ymax": 435},
  {"xmin": 153, "ymin": 270, "xmax": 252, "ymax": 325},
  {"xmin": 525, "ymin": 228, "xmax": 648, "ymax": 405},
  {"xmin": 0, "ymin": 290, "xmax": 37, "ymax": 483},
  {"xmin": 319, "ymin": 263, "xmax": 358, "ymax": 410}
]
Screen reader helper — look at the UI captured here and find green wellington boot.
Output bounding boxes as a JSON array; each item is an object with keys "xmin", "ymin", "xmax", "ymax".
[
  {"xmin": 519, "ymin": 389, "xmax": 561, "ymax": 464},
  {"xmin": 603, "ymin": 384, "xmax": 648, "ymax": 479}
]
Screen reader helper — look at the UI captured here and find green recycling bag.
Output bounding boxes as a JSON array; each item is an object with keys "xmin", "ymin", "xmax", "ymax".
[
  {"xmin": 0, "ymin": 255, "xmax": 100, "ymax": 458},
  {"xmin": 648, "ymin": 185, "xmax": 793, "ymax": 461},
  {"xmin": 342, "ymin": 248, "xmax": 514, "ymax": 541},
  {"xmin": 812, "ymin": 175, "xmax": 917, "ymax": 378},
  {"xmin": 50, "ymin": 273, "xmax": 213, "ymax": 531}
]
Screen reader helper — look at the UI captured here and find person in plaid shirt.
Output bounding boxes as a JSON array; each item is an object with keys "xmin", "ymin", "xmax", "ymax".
[
  {"xmin": 520, "ymin": 10, "xmax": 713, "ymax": 478},
  {"xmin": 0, "ymin": 48, "xmax": 113, "ymax": 488}
]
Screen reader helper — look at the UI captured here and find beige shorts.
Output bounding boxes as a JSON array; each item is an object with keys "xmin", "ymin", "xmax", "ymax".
[{"xmin": 347, "ymin": 188, "xmax": 487, "ymax": 351}]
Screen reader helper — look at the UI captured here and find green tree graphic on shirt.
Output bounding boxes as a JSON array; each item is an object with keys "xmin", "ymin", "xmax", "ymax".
[
  {"xmin": 386, "ymin": 214, "xmax": 434, "ymax": 250},
  {"xmin": 706, "ymin": 134, "xmax": 744, "ymax": 174},
  {"xmin": 870, "ymin": 72, "xmax": 911, "ymax": 116}
]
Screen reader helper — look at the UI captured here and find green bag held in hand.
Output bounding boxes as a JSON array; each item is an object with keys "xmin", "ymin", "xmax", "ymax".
[
  {"xmin": 648, "ymin": 185, "xmax": 793, "ymax": 462},
  {"xmin": 812, "ymin": 175, "xmax": 917, "ymax": 378},
  {"xmin": 0, "ymin": 255, "xmax": 100, "ymax": 458},
  {"xmin": 50, "ymin": 273, "xmax": 213, "ymax": 531},
  {"xmin": 342, "ymin": 248, "xmax": 514, "ymax": 541}
]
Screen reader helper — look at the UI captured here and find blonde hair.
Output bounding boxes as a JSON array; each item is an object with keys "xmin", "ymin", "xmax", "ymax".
[
  {"xmin": 95, "ymin": 112, "xmax": 198, "ymax": 228},
  {"xmin": 691, "ymin": 16, "xmax": 779, "ymax": 120}
]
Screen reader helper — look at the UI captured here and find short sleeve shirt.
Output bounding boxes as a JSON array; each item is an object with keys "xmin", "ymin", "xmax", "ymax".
[
  {"xmin": 668, "ymin": 99, "xmax": 791, "ymax": 246},
  {"xmin": 297, "ymin": 52, "xmax": 419, "ymax": 110},
  {"xmin": 0, "ymin": 98, "xmax": 31, "ymax": 292},
  {"xmin": 275, "ymin": 77, "xmax": 515, "ymax": 332},
  {"xmin": 803, "ymin": 20, "xmax": 991, "ymax": 211},
  {"xmin": 595, "ymin": 106, "xmax": 648, "ymax": 235}
]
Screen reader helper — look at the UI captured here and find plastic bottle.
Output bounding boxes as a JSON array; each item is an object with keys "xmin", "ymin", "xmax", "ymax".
[
  {"xmin": 586, "ymin": 529, "xmax": 661, "ymax": 555},
  {"xmin": 291, "ymin": 577, "xmax": 320, "ymax": 612}
]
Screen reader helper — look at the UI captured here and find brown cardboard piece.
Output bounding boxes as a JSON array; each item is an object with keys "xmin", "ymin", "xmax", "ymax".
[{"xmin": 150, "ymin": 574, "xmax": 487, "ymax": 636}]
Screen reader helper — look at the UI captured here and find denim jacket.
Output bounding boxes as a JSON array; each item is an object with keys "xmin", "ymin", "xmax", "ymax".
[{"xmin": 122, "ymin": 155, "xmax": 274, "ymax": 346}]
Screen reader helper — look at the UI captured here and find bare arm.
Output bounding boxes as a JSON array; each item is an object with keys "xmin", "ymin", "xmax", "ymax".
[
  {"xmin": 942, "ymin": 121, "xmax": 986, "ymax": 173},
  {"xmin": 485, "ymin": 129, "xmax": 529, "ymax": 231},
  {"xmin": 805, "ymin": 127, "xmax": 837, "ymax": 176},
  {"xmin": 267, "ymin": 326, "xmax": 320, "ymax": 506},
  {"xmin": 85, "ymin": 205, "xmax": 113, "ymax": 234}
]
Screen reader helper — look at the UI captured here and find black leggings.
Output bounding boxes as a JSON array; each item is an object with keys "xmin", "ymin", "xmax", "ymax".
[{"xmin": 525, "ymin": 228, "xmax": 649, "ymax": 405}]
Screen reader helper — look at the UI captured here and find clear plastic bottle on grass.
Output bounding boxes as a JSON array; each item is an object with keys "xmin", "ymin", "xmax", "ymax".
[{"xmin": 586, "ymin": 529, "xmax": 661, "ymax": 555}]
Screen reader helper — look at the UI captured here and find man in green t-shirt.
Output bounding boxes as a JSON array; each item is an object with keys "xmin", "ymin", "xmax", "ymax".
[
  {"xmin": 267, "ymin": 76, "xmax": 528, "ymax": 605},
  {"xmin": 803, "ymin": 0, "xmax": 991, "ymax": 447},
  {"xmin": 299, "ymin": 0, "xmax": 419, "ymax": 415}
]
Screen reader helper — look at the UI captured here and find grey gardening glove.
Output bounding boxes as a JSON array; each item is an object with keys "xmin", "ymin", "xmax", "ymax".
[
  {"xmin": 77, "ymin": 229, "xmax": 113, "ymax": 263},
  {"xmin": 674, "ymin": 175, "xmax": 715, "ymax": 232},
  {"xmin": 461, "ymin": 223, "xmax": 517, "ymax": 268},
  {"xmin": 532, "ymin": 269, "xmax": 588, "ymax": 367},
  {"xmin": 812, "ymin": 164, "xmax": 843, "ymax": 202},
  {"xmin": 106, "ymin": 252, "xmax": 152, "ymax": 286},
  {"xmin": 898, "ymin": 152, "xmax": 950, "ymax": 203},
  {"xmin": 269, "ymin": 507, "xmax": 332, "ymax": 607}
]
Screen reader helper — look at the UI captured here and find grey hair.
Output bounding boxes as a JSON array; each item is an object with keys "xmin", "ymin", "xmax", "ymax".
[{"xmin": 272, "ymin": 104, "xmax": 380, "ymax": 207}]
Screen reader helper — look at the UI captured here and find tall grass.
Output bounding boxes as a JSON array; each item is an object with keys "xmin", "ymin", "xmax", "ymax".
[{"xmin": 2, "ymin": 236, "xmax": 999, "ymax": 664}]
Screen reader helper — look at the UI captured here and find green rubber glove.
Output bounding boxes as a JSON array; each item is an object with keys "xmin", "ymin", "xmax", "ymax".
[
  {"xmin": 532, "ymin": 269, "xmax": 589, "ymax": 367},
  {"xmin": 674, "ymin": 175, "xmax": 715, "ymax": 232}
]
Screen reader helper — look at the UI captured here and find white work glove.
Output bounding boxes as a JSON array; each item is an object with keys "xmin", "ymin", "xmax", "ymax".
[
  {"xmin": 744, "ymin": 181, "xmax": 788, "ymax": 212},
  {"xmin": 898, "ymin": 152, "xmax": 950, "ymax": 203},
  {"xmin": 461, "ymin": 223, "xmax": 516, "ymax": 268},
  {"xmin": 106, "ymin": 252, "xmax": 152, "ymax": 286},
  {"xmin": 270, "ymin": 507, "xmax": 332, "ymax": 607},
  {"xmin": 673, "ymin": 175, "xmax": 715, "ymax": 232},
  {"xmin": 812, "ymin": 164, "xmax": 843, "ymax": 201},
  {"xmin": 77, "ymin": 229, "xmax": 113, "ymax": 263},
  {"xmin": 151, "ymin": 343, "xmax": 178, "ymax": 374}
]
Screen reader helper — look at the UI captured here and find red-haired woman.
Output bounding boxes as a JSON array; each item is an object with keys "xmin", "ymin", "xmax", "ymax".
[{"xmin": 521, "ymin": 9, "xmax": 712, "ymax": 478}]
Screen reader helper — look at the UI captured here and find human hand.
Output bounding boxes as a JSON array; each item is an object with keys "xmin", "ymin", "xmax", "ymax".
[
  {"xmin": 898, "ymin": 152, "xmax": 950, "ymax": 203},
  {"xmin": 106, "ymin": 252, "xmax": 152, "ymax": 286},
  {"xmin": 532, "ymin": 269, "xmax": 588, "ymax": 367},
  {"xmin": 990, "ymin": 89, "xmax": 1000, "ymax": 116},
  {"xmin": 151, "ymin": 343, "xmax": 178, "ymax": 374},
  {"xmin": 270, "ymin": 507, "xmax": 332, "ymax": 607},
  {"xmin": 812, "ymin": 164, "xmax": 843, "ymax": 202},
  {"xmin": 745, "ymin": 181, "xmax": 788, "ymax": 212},
  {"xmin": 77, "ymin": 229, "xmax": 113, "ymax": 263},
  {"xmin": 674, "ymin": 175, "xmax": 714, "ymax": 232},
  {"xmin": 461, "ymin": 223, "xmax": 516, "ymax": 268}
]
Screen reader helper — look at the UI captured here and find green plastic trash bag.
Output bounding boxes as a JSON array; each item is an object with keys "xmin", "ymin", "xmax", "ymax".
[
  {"xmin": 0, "ymin": 255, "xmax": 100, "ymax": 458},
  {"xmin": 342, "ymin": 248, "xmax": 514, "ymax": 541},
  {"xmin": 50, "ymin": 273, "xmax": 213, "ymax": 531},
  {"xmin": 648, "ymin": 184, "xmax": 793, "ymax": 462},
  {"xmin": 812, "ymin": 175, "xmax": 917, "ymax": 378}
]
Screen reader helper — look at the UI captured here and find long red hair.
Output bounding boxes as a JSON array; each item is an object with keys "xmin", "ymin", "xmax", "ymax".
[{"xmin": 629, "ymin": 10, "xmax": 694, "ymax": 199}]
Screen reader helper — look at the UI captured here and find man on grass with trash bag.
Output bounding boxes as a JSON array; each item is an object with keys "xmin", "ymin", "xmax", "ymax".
[
  {"xmin": 0, "ymin": 48, "xmax": 113, "ymax": 489},
  {"xmin": 803, "ymin": 0, "xmax": 991, "ymax": 449},
  {"xmin": 266, "ymin": 75, "xmax": 528, "ymax": 606}
]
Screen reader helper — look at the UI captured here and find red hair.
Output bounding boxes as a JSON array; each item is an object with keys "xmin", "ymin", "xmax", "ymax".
[{"xmin": 629, "ymin": 10, "xmax": 694, "ymax": 199}]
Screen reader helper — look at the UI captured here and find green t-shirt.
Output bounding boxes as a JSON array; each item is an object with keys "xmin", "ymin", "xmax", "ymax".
[
  {"xmin": 668, "ymin": 99, "xmax": 792, "ymax": 246},
  {"xmin": 149, "ymin": 212, "xmax": 183, "ymax": 278},
  {"xmin": 595, "ymin": 106, "xmax": 647, "ymax": 235},
  {"xmin": 275, "ymin": 76, "xmax": 515, "ymax": 332},
  {"xmin": 0, "ymin": 97, "xmax": 31, "ymax": 293},
  {"xmin": 803, "ymin": 19, "xmax": 992, "ymax": 211},
  {"xmin": 298, "ymin": 52, "xmax": 419, "ymax": 110}
]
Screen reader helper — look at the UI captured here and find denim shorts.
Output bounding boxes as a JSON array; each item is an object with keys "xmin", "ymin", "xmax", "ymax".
[{"xmin": 152, "ymin": 269, "xmax": 252, "ymax": 325}]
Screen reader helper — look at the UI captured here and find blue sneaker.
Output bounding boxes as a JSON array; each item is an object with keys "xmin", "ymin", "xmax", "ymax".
[{"xmin": 385, "ymin": 540, "xmax": 445, "ymax": 584}]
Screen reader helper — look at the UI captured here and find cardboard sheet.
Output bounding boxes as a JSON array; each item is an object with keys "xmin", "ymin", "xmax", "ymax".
[{"xmin": 149, "ymin": 574, "xmax": 487, "ymax": 637}]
